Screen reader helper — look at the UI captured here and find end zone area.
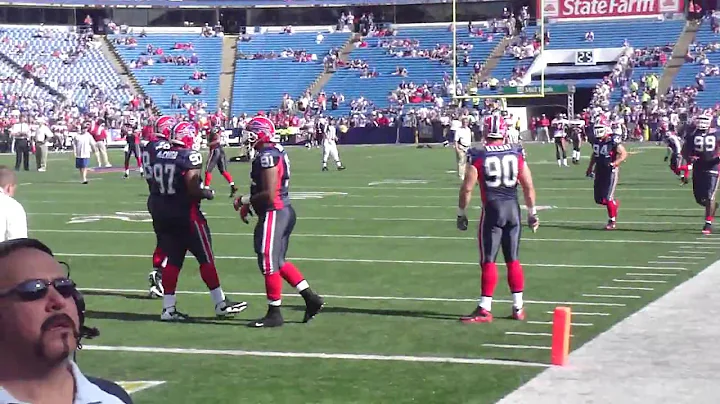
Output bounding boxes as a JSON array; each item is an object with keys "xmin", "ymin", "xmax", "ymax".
[{"xmin": 4, "ymin": 143, "xmax": 718, "ymax": 403}]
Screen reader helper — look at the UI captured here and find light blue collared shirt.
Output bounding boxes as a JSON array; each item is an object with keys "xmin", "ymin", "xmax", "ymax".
[{"xmin": 0, "ymin": 360, "xmax": 125, "ymax": 404}]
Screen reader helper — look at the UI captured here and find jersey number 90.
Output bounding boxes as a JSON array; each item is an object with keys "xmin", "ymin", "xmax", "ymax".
[
  {"xmin": 484, "ymin": 154, "xmax": 519, "ymax": 188},
  {"xmin": 694, "ymin": 135, "xmax": 716, "ymax": 153}
]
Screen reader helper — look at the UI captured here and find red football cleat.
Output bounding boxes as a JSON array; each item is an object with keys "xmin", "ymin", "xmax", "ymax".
[
  {"xmin": 460, "ymin": 307, "xmax": 493, "ymax": 324},
  {"xmin": 605, "ymin": 220, "xmax": 616, "ymax": 230},
  {"xmin": 512, "ymin": 307, "xmax": 526, "ymax": 321}
]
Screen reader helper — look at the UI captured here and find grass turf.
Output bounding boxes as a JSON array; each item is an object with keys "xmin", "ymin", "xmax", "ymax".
[{"xmin": 1, "ymin": 142, "xmax": 716, "ymax": 403}]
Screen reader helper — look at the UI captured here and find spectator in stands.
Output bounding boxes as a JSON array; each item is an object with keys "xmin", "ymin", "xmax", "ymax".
[{"xmin": 585, "ymin": 31, "xmax": 595, "ymax": 42}]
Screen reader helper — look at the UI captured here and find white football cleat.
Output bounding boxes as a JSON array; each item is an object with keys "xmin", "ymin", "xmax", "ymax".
[
  {"xmin": 160, "ymin": 306, "xmax": 190, "ymax": 321},
  {"xmin": 148, "ymin": 270, "xmax": 164, "ymax": 298},
  {"xmin": 215, "ymin": 299, "xmax": 248, "ymax": 317}
]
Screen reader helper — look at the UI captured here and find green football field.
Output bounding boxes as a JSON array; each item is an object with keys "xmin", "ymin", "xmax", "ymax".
[{"xmin": 2, "ymin": 142, "xmax": 717, "ymax": 403}]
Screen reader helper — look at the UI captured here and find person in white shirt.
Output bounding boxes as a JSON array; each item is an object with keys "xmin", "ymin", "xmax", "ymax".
[
  {"xmin": 322, "ymin": 121, "xmax": 346, "ymax": 171},
  {"xmin": 10, "ymin": 116, "xmax": 31, "ymax": 172},
  {"xmin": 0, "ymin": 167, "xmax": 27, "ymax": 242},
  {"xmin": 33, "ymin": 118, "xmax": 53, "ymax": 172},
  {"xmin": 454, "ymin": 118, "xmax": 473, "ymax": 181},
  {"xmin": 73, "ymin": 123, "xmax": 95, "ymax": 184},
  {"xmin": 0, "ymin": 238, "xmax": 131, "ymax": 404}
]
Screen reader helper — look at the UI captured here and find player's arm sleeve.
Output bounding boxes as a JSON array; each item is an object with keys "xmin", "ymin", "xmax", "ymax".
[{"xmin": 252, "ymin": 152, "xmax": 280, "ymax": 208}]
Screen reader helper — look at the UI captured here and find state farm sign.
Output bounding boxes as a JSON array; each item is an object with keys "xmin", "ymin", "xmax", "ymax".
[{"xmin": 543, "ymin": 0, "xmax": 682, "ymax": 19}]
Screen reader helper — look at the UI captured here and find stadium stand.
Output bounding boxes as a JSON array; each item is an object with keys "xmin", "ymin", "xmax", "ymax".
[
  {"xmin": 109, "ymin": 33, "xmax": 221, "ymax": 114},
  {"xmin": 232, "ymin": 31, "xmax": 350, "ymax": 115},
  {"xmin": 319, "ymin": 25, "xmax": 504, "ymax": 115},
  {"xmin": 676, "ymin": 21, "xmax": 717, "ymax": 108},
  {"xmin": 0, "ymin": 26, "xmax": 131, "ymax": 105},
  {"xmin": 481, "ymin": 19, "xmax": 684, "ymax": 97}
]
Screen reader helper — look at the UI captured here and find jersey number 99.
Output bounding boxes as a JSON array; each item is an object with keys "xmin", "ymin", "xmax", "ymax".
[
  {"xmin": 484, "ymin": 154, "xmax": 518, "ymax": 188},
  {"xmin": 694, "ymin": 135, "xmax": 716, "ymax": 153}
]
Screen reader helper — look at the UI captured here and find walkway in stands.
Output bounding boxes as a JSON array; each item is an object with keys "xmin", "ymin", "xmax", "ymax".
[{"xmin": 499, "ymin": 258, "xmax": 720, "ymax": 404}]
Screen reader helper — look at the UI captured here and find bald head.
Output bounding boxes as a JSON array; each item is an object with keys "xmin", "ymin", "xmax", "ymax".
[{"xmin": 0, "ymin": 165, "xmax": 17, "ymax": 196}]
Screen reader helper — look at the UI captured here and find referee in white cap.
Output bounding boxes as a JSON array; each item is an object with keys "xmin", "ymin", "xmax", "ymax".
[{"xmin": 0, "ymin": 166, "xmax": 27, "ymax": 242}]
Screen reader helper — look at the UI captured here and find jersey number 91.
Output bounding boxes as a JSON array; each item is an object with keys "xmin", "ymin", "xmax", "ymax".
[{"xmin": 484, "ymin": 154, "xmax": 518, "ymax": 188}]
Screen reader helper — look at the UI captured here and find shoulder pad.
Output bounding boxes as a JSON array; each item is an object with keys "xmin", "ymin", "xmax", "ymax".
[
  {"xmin": 182, "ymin": 149, "xmax": 203, "ymax": 168},
  {"xmin": 612, "ymin": 135, "xmax": 622, "ymax": 145},
  {"xmin": 258, "ymin": 150, "xmax": 279, "ymax": 169},
  {"xmin": 465, "ymin": 147, "xmax": 483, "ymax": 164}
]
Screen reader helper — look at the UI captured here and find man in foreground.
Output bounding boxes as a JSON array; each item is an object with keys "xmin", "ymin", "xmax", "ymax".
[
  {"xmin": 0, "ymin": 238, "xmax": 131, "ymax": 403},
  {"xmin": 234, "ymin": 116, "xmax": 324, "ymax": 328},
  {"xmin": 456, "ymin": 129, "xmax": 539, "ymax": 323}
]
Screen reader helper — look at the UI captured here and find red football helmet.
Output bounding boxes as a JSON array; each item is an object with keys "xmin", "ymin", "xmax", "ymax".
[
  {"xmin": 155, "ymin": 116, "xmax": 176, "ymax": 138},
  {"xmin": 594, "ymin": 116, "xmax": 611, "ymax": 139},
  {"xmin": 244, "ymin": 116, "xmax": 279, "ymax": 149},
  {"xmin": 171, "ymin": 121, "xmax": 197, "ymax": 148}
]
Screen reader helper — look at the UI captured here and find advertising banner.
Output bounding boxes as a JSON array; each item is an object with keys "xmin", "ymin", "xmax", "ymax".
[{"xmin": 543, "ymin": 0, "xmax": 683, "ymax": 19}]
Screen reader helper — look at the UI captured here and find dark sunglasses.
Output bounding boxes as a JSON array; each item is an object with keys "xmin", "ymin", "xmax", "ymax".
[{"xmin": 0, "ymin": 278, "xmax": 76, "ymax": 302}]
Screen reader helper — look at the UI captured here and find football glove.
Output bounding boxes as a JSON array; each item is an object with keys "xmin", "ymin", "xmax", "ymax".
[
  {"xmin": 457, "ymin": 215, "xmax": 468, "ymax": 231},
  {"xmin": 527, "ymin": 214, "xmax": 539, "ymax": 233},
  {"xmin": 233, "ymin": 195, "xmax": 254, "ymax": 224},
  {"xmin": 586, "ymin": 171, "xmax": 594, "ymax": 179},
  {"xmin": 664, "ymin": 155, "xmax": 669, "ymax": 162}
]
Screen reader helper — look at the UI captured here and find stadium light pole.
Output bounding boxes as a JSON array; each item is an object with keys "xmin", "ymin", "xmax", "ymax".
[{"xmin": 451, "ymin": 0, "xmax": 547, "ymax": 101}]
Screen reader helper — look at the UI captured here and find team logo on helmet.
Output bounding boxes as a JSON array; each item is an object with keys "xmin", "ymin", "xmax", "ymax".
[
  {"xmin": 171, "ymin": 121, "xmax": 196, "ymax": 146},
  {"xmin": 244, "ymin": 116, "xmax": 279, "ymax": 146},
  {"xmin": 155, "ymin": 116, "xmax": 176, "ymax": 138}
]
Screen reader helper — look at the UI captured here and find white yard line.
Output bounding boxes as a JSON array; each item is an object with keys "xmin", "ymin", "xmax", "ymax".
[
  {"xmin": 81, "ymin": 345, "xmax": 550, "ymax": 368},
  {"xmin": 613, "ymin": 279, "xmax": 668, "ymax": 284},
  {"xmin": 597, "ymin": 286, "xmax": 654, "ymax": 291},
  {"xmin": 23, "ymin": 212, "xmax": 707, "ymax": 226},
  {"xmin": 527, "ymin": 321, "xmax": 594, "ymax": 327},
  {"xmin": 625, "ymin": 273, "xmax": 677, "ymax": 277},
  {"xmin": 34, "ymin": 229, "xmax": 717, "ymax": 247},
  {"xmin": 668, "ymin": 250, "xmax": 712, "ymax": 254},
  {"xmin": 647, "ymin": 261, "xmax": 690, "ymax": 266},
  {"xmin": 79, "ymin": 287, "xmax": 626, "ymax": 307},
  {"xmin": 656, "ymin": 256, "xmax": 704, "ymax": 260},
  {"xmin": 582, "ymin": 294, "xmax": 641, "ymax": 299},
  {"xmin": 56, "ymin": 252, "xmax": 685, "ymax": 271},
  {"xmin": 544, "ymin": 311, "xmax": 610, "ymax": 316},
  {"xmin": 481, "ymin": 344, "xmax": 551, "ymax": 350},
  {"xmin": 505, "ymin": 332, "xmax": 554, "ymax": 337},
  {"xmin": 678, "ymin": 246, "xmax": 719, "ymax": 250}
]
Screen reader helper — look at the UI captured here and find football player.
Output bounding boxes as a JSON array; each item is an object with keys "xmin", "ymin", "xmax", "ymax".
[
  {"xmin": 456, "ymin": 127, "xmax": 539, "ymax": 323},
  {"xmin": 143, "ymin": 115, "xmax": 175, "ymax": 298},
  {"xmin": 146, "ymin": 120, "xmax": 248, "ymax": 320},
  {"xmin": 321, "ymin": 118, "xmax": 346, "ymax": 171},
  {"xmin": 234, "ymin": 116, "xmax": 324, "ymax": 328},
  {"xmin": 204, "ymin": 126, "xmax": 238, "ymax": 197},
  {"xmin": 586, "ymin": 120, "xmax": 628, "ymax": 230},
  {"xmin": 551, "ymin": 113, "xmax": 568, "ymax": 167},
  {"xmin": 663, "ymin": 125, "xmax": 690, "ymax": 185},
  {"xmin": 682, "ymin": 113, "xmax": 720, "ymax": 234},
  {"xmin": 122, "ymin": 117, "xmax": 143, "ymax": 179},
  {"xmin": 568, "ymin": 115, "xmax": 585, "ymax": 164}
]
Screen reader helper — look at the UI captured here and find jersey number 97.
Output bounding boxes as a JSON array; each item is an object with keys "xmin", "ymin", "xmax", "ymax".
[{"xmin": 484, "ymin": 154, "xmax": 519, "ymax": 188}]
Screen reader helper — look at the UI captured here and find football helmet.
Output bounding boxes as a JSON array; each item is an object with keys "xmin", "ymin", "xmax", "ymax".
[
  {"xmin": 155, "ymin": 115, "xmax": 176, "ymax": 138},
  {"xmin": 244, "ymin": 116, "xmax": 279, "ymax": 148},
  {"xmin": 171, "ymin": 121, "xmax": 197, "ymax": 148},
  {"xmin": 696, "ymin": 114, "xmax": 712, "ymax": 131},
  {"xmin": 486, "ymin": 115, "xmax": 505, "ymax": 139},
  {"xmin": 594, "ymin": 120, "xmax": 611, "ymax": 139}
]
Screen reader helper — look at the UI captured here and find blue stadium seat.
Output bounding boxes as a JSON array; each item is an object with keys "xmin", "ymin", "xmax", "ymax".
[
  {"xmin": 109, "ymin": 33, "xmax": 221, "ymax": 114},
  {"xmin": 232, "ymin": 31, "xmax": 350, "ymax": 115}
]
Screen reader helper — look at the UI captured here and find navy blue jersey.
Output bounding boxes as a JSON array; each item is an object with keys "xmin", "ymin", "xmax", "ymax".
[
  {"xmin": 468, "ymin": 143, "xmax": 526, "ymax": 203},
  {"xmin": 250, "ymin": 144, "xmax": 291, "ymax": 214},
  {"xmin": 146, "ymin": 144, "xmax": 203, "ymax": 215},
  {"xmin": 141, "ymin": 139, "xmax": 171, "ymax": 189},
  {"xmin": 685, "ymin": 129, "xmax": 720, "ymax": 171},
  {"xmin": 591, "ymin": 135, "xmax": 621, "ymax": 171}
]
